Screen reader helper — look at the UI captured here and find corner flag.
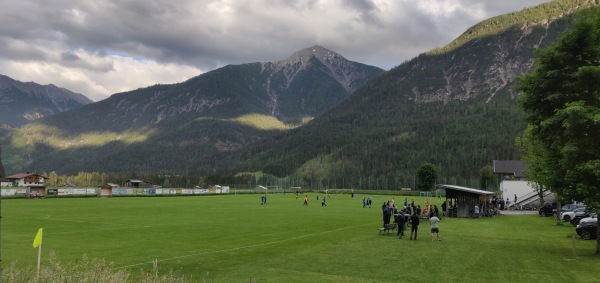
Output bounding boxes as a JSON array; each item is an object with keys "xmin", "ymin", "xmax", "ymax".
[{"xmin": 33, "ymin": 228, "xmax": 43, "ymax": 248}]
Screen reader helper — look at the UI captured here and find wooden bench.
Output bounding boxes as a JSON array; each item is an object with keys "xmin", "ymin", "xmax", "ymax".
[{"xmin": 378, "ymin": 223, "xmax": 397, "ymax": 235}]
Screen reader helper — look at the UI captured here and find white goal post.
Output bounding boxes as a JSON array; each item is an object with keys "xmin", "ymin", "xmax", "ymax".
[
  {"xmin": 323, "ymin": 189, "xmax": 354, "ymax": 198},
  {"xmin": 419, "ymin": 191, "xmax": 432, "ymax": 198}
]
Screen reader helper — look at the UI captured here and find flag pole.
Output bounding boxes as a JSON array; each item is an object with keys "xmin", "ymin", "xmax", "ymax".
[
  {"xmin": 37, "ymin": 243, "xmax": 42, "ymax": 275},
  {"xmin": 33, "ymin": 227, "xmax": 43, "ymax": 274}
]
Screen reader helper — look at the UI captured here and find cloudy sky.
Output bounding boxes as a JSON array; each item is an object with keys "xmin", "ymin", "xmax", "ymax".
[{"xmin": 0, "ymin": 0, "xmax": 550, "ymax": 101}]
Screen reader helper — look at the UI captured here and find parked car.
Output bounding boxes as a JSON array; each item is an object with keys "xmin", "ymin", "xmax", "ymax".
[
  {"xmin": 576, "ymin": 221, "xmax": 598, "ymax": 240},
  {"xmin": 561, "ymin": 203, "xmax": 585, "ymax": 212},
  {"xmin": 561, "ymin": 207, "xmax": 587, "ymax": 222},
  {"xmin": 539, "ymin": 200, "xmax": 557, "ymax": 217},
  {"xmin": 578, "ymin": 213, "xmax": 598, "ymax": 224},
  {"xmin": 571, "ymin": 212, "xmax": 597, "ymax": 226}
]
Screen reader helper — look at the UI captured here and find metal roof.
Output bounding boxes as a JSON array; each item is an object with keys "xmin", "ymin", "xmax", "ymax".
[
  {"xmin": 5, "ymin": 173, "xmax": 43, "ymax": 179},
  {"xmin": 436, "ymin": 184, "xmax": 495, "ymax": 195},
  {"xmin": 493, "ymin": 160, "xmax": 527, "ymax": 178}
]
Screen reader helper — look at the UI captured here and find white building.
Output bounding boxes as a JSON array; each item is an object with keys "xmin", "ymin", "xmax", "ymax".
[{"xmin": 1, "ymin": 173, "xmax": 46, "ymax": 187}]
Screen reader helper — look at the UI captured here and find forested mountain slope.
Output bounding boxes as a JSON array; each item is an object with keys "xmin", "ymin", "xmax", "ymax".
[
  {"xmin": 1, "ymin": 46, "xmax": 383, "ymax": 174},
  {"xmin": 216, "ymin": 0, "xmax": 600, "ymax": 186}
]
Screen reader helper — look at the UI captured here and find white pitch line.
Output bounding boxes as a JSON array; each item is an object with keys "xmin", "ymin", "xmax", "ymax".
[
  {"xmin": 9, "ymin": 215, "xmax": 134, "ymax": 226},
  {"xmin": 116, "ymin": 222, "xmax": 373, "ymax": 269},
  {"xmin": 2, "ymin": 225, "xmax": 153, "ymax": 239}
]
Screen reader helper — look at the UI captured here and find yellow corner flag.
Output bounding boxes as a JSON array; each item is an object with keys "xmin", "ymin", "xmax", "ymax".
[{"xmin": 33, "ymin": 228, "xmax": 43, "ymax": 248}]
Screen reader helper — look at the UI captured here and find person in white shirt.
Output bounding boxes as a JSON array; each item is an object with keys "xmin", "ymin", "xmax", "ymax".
[{"xmin": 429, "ymin": 214, "xmax": 441, "ymax": 241}]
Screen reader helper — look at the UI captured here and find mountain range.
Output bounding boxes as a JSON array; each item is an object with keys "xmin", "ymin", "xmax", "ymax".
[
  {"xmin": 0, "ymin": 46, "xmax": 383, "ymax": 174},
  {"xmin": 0, "ymin": 74, "xmax": 92, "ymax": 128},
  {"xmin": 1, "ymin": 0, "xmax": 598, "ymax": 187}
]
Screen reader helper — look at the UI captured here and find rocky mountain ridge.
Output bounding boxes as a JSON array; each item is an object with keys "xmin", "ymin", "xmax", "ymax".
[
  {"xmin": 1, "ymin": 46, "xmax": 384, "ymax": 173},
  {"xmin": 0, "ymin": 74, "xmax": 92, "ymax": 127}
]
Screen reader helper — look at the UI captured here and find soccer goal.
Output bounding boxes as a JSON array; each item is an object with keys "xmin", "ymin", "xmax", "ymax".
[
  {"xmin": 267, "ymin": 186, "xmax": 283, "ymax": 194},
  {"xmin": 420, "ymin": 191, "xmax": 432, "ymax": 198},
  {"xmin": 324, "ymin": 189, "xmax": 354, "ymax": 198}
]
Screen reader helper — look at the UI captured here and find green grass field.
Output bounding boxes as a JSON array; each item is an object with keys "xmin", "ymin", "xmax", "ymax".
[{"xmin": 1, "ymin": 193, "xmax": 598, "ymax": 282}]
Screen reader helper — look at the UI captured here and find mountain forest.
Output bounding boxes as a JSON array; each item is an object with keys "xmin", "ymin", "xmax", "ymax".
[{"xmin": 1, "ymin": 0, "xmax": 599, "ymax": 190}]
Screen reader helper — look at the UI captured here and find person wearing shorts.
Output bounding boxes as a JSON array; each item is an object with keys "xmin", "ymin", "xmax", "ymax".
[{"xmin": 429, "ymin": 214, "xmax": 441, "ymax": 241}]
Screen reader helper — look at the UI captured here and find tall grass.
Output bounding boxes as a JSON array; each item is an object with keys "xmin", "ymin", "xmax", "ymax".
[{"xmin": 1, "ymin": 250, "xmax": 191, "ymax": 283}]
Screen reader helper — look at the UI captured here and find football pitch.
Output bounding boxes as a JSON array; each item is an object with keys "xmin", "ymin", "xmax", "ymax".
[{"xmin": 1, "ymin": 193, "xmax": 598, "ymax": 282}]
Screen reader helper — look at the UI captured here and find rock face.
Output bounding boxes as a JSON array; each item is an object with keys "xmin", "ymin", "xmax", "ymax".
[
  {"xmin": 218, "ymin": 1, "xmax": 600, "ymax": 179},
  {"xmin": 377, "ymin": 21, "xmax": 563, "ymax": 107},
  {"xmin": 58, "ymin": 45, "xmax": 383, "ymax": 130},
  {"xmin": 0, "ymin": 74, "xmax": 92, "ymax": 127},
  {"xmin": 259, "ymin": 45, "xmax": 382, "ymax": 120}
]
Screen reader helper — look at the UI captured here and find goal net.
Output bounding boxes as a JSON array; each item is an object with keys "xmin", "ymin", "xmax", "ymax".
[
  {"xmin": 420, "ymin": 191, "xmax": 432, "ymax": 198},
  {"xmin": 323, "ymin": 189, "xmax": 354, "ymax": 198}
]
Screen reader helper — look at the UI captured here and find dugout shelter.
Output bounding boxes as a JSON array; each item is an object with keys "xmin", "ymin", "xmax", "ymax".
[{"xmin": 437, "ymin": 184, "xmax": 495, "ymax": 218}]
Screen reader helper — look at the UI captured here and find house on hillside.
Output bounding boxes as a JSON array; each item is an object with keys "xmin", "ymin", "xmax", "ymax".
[{"xmin": 2, "ymin": 172, "xmax": 47, "ymax": 198}]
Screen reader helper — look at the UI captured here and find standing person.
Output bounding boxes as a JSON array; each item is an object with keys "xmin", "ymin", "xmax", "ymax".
[
  {"xmin": 382, "ymin": 202, "xmax": 389, "ymax": 227},
  {"xmin": 514, "ymin": 194, "xmax": 518, "ymax": 205},
  {"xmin": 474, "ymin": 204, "xmax": 480, "ymax": 218},
  {"xmin": 441, "ymin": 200, "xmax": 447, "ymax": 217},
  {"xmin": 429, "ymin": 213, "xmax": 441, "ymax": 241},
  {"xmin": 410, "ymin": 211, "xmax": 420, "ymax": 240},
  {"xmin": 322, "ymin": 197, "xmax": 327, "ymax": 206},
  {"xmin": 395, "ymin": 211, "xmax": 406, "ymax": 239},
  {"xmin": 434, "ymin": 205, "xmax": 440, "ymax": 220},
  {"xmin": 362, "ymin": 196, "xmax": 366, "ymax": 208},
  {"xmin": 303, "ymin": 195, "xmax": 309, "ymax": 206}
]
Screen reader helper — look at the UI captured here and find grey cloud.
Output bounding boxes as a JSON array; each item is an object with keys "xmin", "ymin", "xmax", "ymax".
[
  {"xmin": 342, "ymin": 0, "xmax": 382, "ymax": 26},
  {"xmin": 61, "ymin": 51, "xmax": 80, "ymax": 61},
  {"xmin": 0, "ymin": 0, "xmax": 553, "ymax": 100}
]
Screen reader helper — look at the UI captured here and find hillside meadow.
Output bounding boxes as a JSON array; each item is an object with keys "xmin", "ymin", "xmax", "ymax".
[{"xmin": 1, "ymin": 193, "xmax": 598, "ymax": 282}]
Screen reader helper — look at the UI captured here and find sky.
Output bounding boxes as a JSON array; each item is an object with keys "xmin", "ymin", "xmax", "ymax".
[{"xmin": 0, "ymin": 0, "xmax": 550, "ymax": 101}]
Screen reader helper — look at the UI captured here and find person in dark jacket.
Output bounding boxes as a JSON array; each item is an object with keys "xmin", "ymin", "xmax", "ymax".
[
  {"xmin": 382, "ymin": 202, "xmax": 389, "ymax": 227},
  {"xmin": 395, "ymin": 212, "xmax": 406, "ymax": 239},
  {"xmin": 410, "ymin": 211, "xmax": 420, "ymax": 240}
]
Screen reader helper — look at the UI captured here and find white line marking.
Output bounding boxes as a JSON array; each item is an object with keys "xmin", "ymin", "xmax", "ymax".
[
  {"xmin": 10, "ymin": 215, "xmax": 134, "ymax": 226},
  {"xmin": 2, "ymin": 225, "xmax": 153, "ymax": 239},
  {"xmin": 116, "ymin": 222, "xmax": 372, "ymax": 269}
]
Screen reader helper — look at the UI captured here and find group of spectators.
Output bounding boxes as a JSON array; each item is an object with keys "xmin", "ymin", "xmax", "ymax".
[
  {"xmin": 362, "ymin": 196, "xmax": 372, "ymax": 208},
  {"xmin": 381, "ymin": 198, "xmax": 442, "ymax": 241},
  {"xmin": 491, "ymin": 197, "xmax": 507, "ymax": 210}
]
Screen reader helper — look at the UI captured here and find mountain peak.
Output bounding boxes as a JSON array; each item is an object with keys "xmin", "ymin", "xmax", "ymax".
[
  {"xmin": 280, "ymin": 45, "xmax": 345, "ymax": 66},
  {"xmin": 0, "ymin": 74, "xmax": 93, "ymax": 127}
]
